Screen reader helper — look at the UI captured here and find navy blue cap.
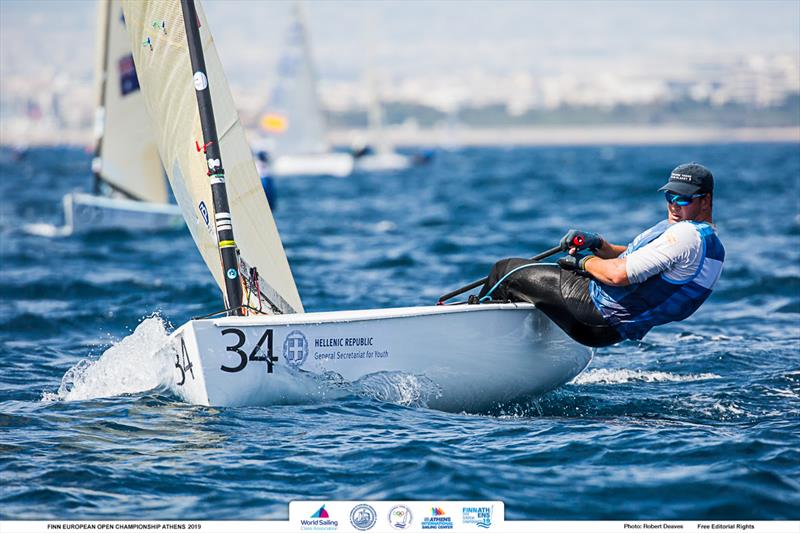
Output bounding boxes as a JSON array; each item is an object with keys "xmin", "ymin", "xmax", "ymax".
[{"xmin": 658, "ymin": 163, "xmax": 714, "ymax": 195}]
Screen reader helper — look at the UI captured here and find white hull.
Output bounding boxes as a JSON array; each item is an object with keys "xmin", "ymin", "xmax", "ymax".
[
  {"xmin": 355, "ymin": 151, "xmax": 410, "ymax": 172},
  {"xmin": 63, "ymin": 192, "xmax": 183, "ymax": 233},
  {"xmin": 270, "ymin": 152, "xmax": 354, "ymax": 178},
  {"xmin": 165, "ymin": 303, "xmax": 592, "ymax": 412}
]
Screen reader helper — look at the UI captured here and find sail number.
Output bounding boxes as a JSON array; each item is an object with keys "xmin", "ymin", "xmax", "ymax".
[
  {"xmin": 175, "ymin": 336, "xmax": 195, "ymax": 386},
  {"xmin": 220, "ymin": 328, "xmax": 276, "ymax": 373}
]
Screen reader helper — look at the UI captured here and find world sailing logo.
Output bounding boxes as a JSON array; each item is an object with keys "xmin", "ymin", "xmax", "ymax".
[
  {"xmin": 300, "ymin": 504, "xmax": 338, "ymax": 531},
  {"xmin": 311, "ymin": 505, "xmax": 330, "ymax": 518}
]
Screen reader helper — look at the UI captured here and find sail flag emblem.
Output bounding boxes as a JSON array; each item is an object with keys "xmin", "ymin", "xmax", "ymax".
[
  {"xmin": 261, "ymin": 113, "xmax": 288, "ymax": 133},
  {"xmin": 118, "ymin": 54, "xmax": 140, "ymax": 96}
]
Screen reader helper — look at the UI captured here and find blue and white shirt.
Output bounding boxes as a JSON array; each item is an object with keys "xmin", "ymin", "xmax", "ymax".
[{"xmin": 590, "ymin": 220, "xmax": 725, "ymax": 340}]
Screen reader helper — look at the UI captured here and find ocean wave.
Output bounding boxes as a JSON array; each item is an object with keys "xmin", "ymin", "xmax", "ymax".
[
  {"xmin": 21, "ymin": 222, "xmax": 73, "ymax": 237},
  {"xmin": 571, "ymin": 368, "xmax": 720, "ymax": 385},
  {"xmin": 350, "ymin": 371, "xmax": 443, "ymax": 408},
  {"xmin": 41, "ymin": 316, "xmax": 173, "ymax": 402}
]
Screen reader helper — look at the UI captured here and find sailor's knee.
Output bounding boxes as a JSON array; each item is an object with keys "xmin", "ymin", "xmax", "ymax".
[{"xmin": 493, "ymin": 257, "xmax": 527, "ymax": 277}]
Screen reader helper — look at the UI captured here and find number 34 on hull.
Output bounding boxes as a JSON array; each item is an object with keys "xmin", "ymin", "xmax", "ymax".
[{"xmin": 164, "ymin": 303, "xmax": 594, "ymax": 413}]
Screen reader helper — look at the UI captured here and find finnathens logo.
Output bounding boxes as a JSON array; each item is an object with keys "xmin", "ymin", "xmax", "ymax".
[
  {"xmin": 350, "ymin": 504, "xmax": 377, "ymax": 531},
  {"xmin": 462, "ymin": 506, "xmax": 493, "ymax": 529}
]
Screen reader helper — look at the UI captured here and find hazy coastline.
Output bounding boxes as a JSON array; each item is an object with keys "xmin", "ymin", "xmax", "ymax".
[{"xmin": 2, "ymin": 125, "xmax": 798, "ymax": 149}]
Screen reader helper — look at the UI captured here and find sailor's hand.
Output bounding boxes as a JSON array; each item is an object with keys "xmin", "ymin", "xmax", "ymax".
[
  {"xmin": 558, "ymin": 252, "xmax": 593, "ymax": 272},
  {"xmin": 560, "ymin": 229, "xmax": 603, "ymax": 254}
]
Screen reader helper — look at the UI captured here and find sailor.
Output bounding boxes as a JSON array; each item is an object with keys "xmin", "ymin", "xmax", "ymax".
[
  {"xmin": 255, "ymin": 150, "xmax": 276, "ymax": 209},
  {"xmin": 477, "ymin": 163, "xmax": 725, "ymax": 347}
]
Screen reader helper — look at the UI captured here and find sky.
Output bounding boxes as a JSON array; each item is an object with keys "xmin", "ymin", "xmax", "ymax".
[{"xmin": 1, "ymin": 0, "xmax": 798, "ymax": 87}]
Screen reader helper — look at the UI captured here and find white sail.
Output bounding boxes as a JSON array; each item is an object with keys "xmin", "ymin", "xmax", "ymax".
[
  {"xmin": 121, "ymin": 0, "xmax": 303, "ymax": 313},
  {"xmin": 260, "ymin": 2, "xmax": 328, "ymax": 156},
  {"xmin": 95, "ymin": 0, "xmax": 166, "ymax": 204},
  {"xmin": 353, "ymin": 25, "xmax": 410, "ymax": 173},
  {"xmin": 366, "ymin": 67, "xmax": 391, "ymax": 155}
]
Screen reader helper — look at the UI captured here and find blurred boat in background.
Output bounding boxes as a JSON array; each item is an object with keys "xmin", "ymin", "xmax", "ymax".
[
  {"xmin": 351, "ymin": 35, "xmax": 411, "ymax": 173},
  {"xmin": 62, "ymin": 0, "xmax": 182, "ymax": 234},
  {"xmin": 256, "ymin": 2, "xmax": 353, "ymax": 178}
]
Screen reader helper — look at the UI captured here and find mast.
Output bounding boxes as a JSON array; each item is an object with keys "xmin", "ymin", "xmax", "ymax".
[
  {"xmin": 91, "ymin": 0, "xmax": 112, "ymax": 195},
  {"xmin": 181, "ymin": 0, "xmax": 243, "ymax": 316}
]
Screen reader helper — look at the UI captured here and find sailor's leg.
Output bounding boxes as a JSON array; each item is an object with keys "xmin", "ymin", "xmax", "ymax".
[
  {"xmin": 480, "ymin": 259, "xmax": 621, "ymax": 347},
  {"xmin": 557, "ymin": 270, "xmax": 622, "ymax": 347},
  {"xmin": 477, "ymin": 258, "xmax": 532, "ymax": 300}
]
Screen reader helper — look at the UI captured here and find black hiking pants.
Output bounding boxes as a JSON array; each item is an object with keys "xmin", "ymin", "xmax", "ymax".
[{"xmin": 478, "ymin": 258, "xmax": 622, "ymax": 347}]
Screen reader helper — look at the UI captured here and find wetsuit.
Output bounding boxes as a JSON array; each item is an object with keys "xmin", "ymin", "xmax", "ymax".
[
  {"xmin": 478, "ymin": 260, "xmax": 621, "ymax": 347},
  {"xmin": 478, "ymin": 220, "xmax": 725, "ymax": 347}
]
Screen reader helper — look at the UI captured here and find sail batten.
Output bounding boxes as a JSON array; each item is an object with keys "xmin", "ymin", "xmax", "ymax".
[{"xmin": 122, "ymin": 0, "xmax": 304, "ymax": 314}]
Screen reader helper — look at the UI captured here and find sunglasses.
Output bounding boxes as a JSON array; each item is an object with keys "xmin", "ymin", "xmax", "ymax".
[{"xmin": 665, "ymin": 192, "xmax": 706, "ymax": 206}]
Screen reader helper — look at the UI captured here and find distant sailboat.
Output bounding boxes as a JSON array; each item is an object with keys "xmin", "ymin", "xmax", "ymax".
[
  {"xmin": 62, "ymin": 0, "xmax": 181, "ymax": 233},
  {"xmin": 258, "ymin": 2, "xmax": 352, "ymax": 178},
  {"xmin": 352, "ymin": 35, "xmax": 410, "ymax": 173}
]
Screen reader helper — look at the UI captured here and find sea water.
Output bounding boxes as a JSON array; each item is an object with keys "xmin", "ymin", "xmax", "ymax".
[{"xmin": 1, "ymin": 144, "xmax": 798, "ymax": 519}]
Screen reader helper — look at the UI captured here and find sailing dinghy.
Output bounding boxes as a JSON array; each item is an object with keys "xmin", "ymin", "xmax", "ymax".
[
  {"xmin": 65, "ymin": 0, "xmax": 181, "ymax": 233},
  {"xmin": 122, "ymin": 0, "xmax": 591, "ymax": 413},
  {"xmin": 257, "ymin": 2, "xmax": 353, "ymax": 178},
  {"xmin": 352, "ymin": 59, "xmax": 410, "ymax": 173}
]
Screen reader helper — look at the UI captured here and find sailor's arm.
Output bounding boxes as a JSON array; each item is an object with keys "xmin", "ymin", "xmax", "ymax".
[
  {"xmin": 560, "ymin": 229, "xmax": 627, "ymax": 259},
  {"xmin": 598, "ymin": 223, "xmax": 701, "ymax": 287},
  {"xmin": 592, "ymin": 239, "xmax": 628, "ymax": 259},
  {"xmin": 583, "ymin": 256, "xmax": 630, "ymax": 286},
  {"xmin": 562, "ymin": 223, "xmax": 700, "ymax": 287}
]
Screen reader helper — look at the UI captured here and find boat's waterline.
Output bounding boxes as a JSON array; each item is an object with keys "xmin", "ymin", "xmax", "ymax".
[
  {"xmin": 270, "ymin": 152, "xmax": 354, "ymax": 178},
  {"xmin": 166, "ymin": 303, "xmax": 593, "ymax": 412},
  {"xmin": 63, "ymin": 192, "xmax": 183, "ymax": 233}
]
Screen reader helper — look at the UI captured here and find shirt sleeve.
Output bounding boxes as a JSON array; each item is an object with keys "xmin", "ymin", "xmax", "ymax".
[{"xmin": 625, "ymin": 222, "xmax": 702, "ymax": 284}]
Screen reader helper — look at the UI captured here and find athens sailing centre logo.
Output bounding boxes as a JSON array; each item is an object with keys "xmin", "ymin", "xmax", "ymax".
[{"xmin": 421, "ymin": 507, "xmax": 453, "ymax": 529}]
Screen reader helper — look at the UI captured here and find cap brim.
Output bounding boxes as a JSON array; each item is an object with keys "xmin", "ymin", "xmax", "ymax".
[{"xmin": 658, "ymin": 181, "xmax": 701, "ymax": 195}]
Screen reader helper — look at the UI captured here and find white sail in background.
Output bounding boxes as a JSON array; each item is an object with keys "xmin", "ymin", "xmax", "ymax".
[
  {"xmin": 121, "ymin": 0, "xmax": 303, "ymax": 313},
  {"xmin": 352, "ymin": 22, "xmax": 410, "ymax": 173},
  {"xmin": 366, "ymin": 65, "xmax": 391, "ymax": 155},
  {"xmin": 95, "ymin": 0, "xmax": 166, "ymax": 204},
  {"xmin": 260, "ymin": 2, "xmax": 328, "ymax": 156}
]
